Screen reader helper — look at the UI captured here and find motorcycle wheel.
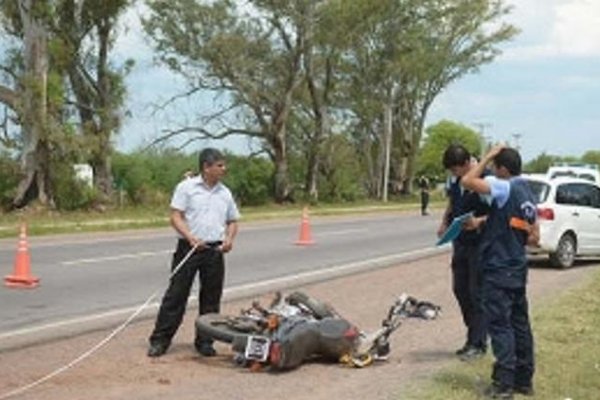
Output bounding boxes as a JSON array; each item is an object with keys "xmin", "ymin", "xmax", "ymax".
[
  {"xmin": 196, "ymin": 313, "xmax": 259, "ymax": 343},
  {"xmin": 285, "ymin": 291, "xmax": 335, "ymax": 319}
]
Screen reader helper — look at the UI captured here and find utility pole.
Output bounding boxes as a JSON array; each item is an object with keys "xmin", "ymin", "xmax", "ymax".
[
  {"xmin": 512, "ymin": 133, "xmax": 522, "ymax": 151},
  {"xmin": 473, "ymin": 122, "xmax": 492, "ymax": 156},
  {"xmin": 382, "ymin": 100, "xmax": 392, "ymax": 203}
]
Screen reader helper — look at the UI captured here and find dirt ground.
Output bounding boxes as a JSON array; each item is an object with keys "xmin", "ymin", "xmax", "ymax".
[{"xmin": 1, "ymin": 253, "xmax": 598, "ymax": 400}]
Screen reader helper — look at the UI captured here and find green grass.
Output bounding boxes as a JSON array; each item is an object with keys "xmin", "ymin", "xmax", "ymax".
[
  {"xmin": 400, "ymin": 269, "xmax": 600, "ymax": 399},
  {"xmin": 0, "ymin": 199, "xmax": 446, "ymax": 238}
]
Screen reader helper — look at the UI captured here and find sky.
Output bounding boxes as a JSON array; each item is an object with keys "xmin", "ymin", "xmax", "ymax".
[{"xmin": 114, "ymin": 0, "xmax": 600, "ymax": 162}]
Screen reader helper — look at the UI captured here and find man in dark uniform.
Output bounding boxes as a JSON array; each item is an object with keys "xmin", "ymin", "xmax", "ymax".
[
  {"xmin": 417, "ymin": 175, "xmax": 430, "ymax": 216},
  {"xmin": 439, "ymin": 144, "xmax": 489, "ymax": 361},
  {"xmin": 461, "ymin": 146, "xmax": 539, "ymax": 399}
]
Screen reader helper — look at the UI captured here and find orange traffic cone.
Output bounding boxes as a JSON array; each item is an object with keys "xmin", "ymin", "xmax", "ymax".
[
  {"xmin": 4, "ymin": 223, "xmax": 39, "ymax": 289},
  {"xmin": 295, "ymin": 207, "xmax": 315, "ymax": 246}
]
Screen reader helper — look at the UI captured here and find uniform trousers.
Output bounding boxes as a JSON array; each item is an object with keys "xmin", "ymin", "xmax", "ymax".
[{"xmin": 149, "ymin": 239, "xmax": 225, "ymax": 348}]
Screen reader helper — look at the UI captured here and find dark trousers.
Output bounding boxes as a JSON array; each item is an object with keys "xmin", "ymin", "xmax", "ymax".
[
  {"xmin": 149, "ymin": 239, "xmax": 225, "ymax": 347},
  {"xmin": 482, "ymin": 280, "xmax": 534, "ymax": 388},
  {"xmin": 420, "ymin": 190, "xmax": 430, "ymax": 215},
  {"xmin": 451, "ymin": 243, "xmax": 487, "ymax": 349}
]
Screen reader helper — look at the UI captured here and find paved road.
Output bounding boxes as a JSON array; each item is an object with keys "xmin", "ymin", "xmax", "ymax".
[{"xmin": 0, "ymin": 212, "xmax": 441, "ymax": 335}]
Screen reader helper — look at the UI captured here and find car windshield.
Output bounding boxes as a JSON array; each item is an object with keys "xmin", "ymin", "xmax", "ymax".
[{"xmin": 525, "ymin": 180, "xmax": 550, "ymax": 204}]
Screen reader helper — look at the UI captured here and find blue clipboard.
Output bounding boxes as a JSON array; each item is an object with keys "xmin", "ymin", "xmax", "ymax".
[{"xmin": 436, "ymin": 212, "xmax": 474, "ymax": 246}]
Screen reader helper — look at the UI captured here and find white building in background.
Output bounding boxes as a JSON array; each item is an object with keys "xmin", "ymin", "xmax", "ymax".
[{"xmin": 73, "ymin": 164, "xmax": 94, "ymax": 187}]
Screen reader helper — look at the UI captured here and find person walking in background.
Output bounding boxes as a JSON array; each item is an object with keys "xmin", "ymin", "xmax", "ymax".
[
  {"xmin": 461, "ymin": 146, "xmax": 539, "ymax": 399},
  {"xmin": 439, "ymin": 144, "xmax": 489, "ymax": 361},
  {"xmin": 418, "ymin": 175, "xmax": 430, "ymax": 216},
  {"xmin": 148, "ymin": 148, "xmax": 240, "ymax": 358}
]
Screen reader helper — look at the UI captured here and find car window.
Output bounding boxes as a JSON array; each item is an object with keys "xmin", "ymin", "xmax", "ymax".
[
  {"xmin": 556, "ymin": 183, "xmax": 597, "ymax": 207},
  {"xmin": 551, "ymin": 171, "xmax": 576, "ymax": 179},
  {"xmin": 525, "ymin": 180, "xmax": 550, "ymax": 204},
  {"xmin": 578, "ymin": 173, "xmax": 596, "ymax": 183}
]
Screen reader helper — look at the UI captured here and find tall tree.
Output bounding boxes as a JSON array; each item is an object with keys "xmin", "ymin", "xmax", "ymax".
[
  {"xmin": 0, "ymin": 0, "xmax": 54, "ymax": 207},
  {"xmin": 144, "ymin": 0, "xmax": 307, "ymax": 202},
  {"xmin": 391, "ymin": 0, "xmax": 518, "ymax": 193},
  {"xmin": 54, "ymin": 0, "xmax": 132, "ymax": 204},
  {"xmin": 416, "ymin": 119, "xmax": 481, "ymax": 178},
  {"xmin": 342, "ymin": 0, "xmax": 517, "ymax": 197},
  {"xmin": 0, "ymin": 0, "xmax": 132, "ymax": 209}
]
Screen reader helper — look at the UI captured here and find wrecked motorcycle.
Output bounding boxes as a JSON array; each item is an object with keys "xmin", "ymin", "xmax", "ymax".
[{"xmin": 195, "ymin": 291, "xmax": 440, "ymax": 370}]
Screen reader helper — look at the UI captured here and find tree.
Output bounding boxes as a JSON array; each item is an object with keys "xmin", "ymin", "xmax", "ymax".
[
  {"xmin": 417, "ymin": 120, "xmax": 481, "ymax": 178},
  {"xmin": 523, "ymin": 152, "xmax": 563, "ymax": 173},
  {"xmin": 0, "ymin": 0, "xmax": 54, "ymax": 208},
  {"xmin": 391, "ymin": 0, "xmax": 518, "ymax": 194},
  {"xmin": 54, "ymin": 0, "xmax": 133, "ymax": 204},
  {"xmin": 582, "ymin": 150, "xmax": 600, "ymax": 167},
  {"xmin": 0, "ymin": 0, "xmax": 133, "ymax": 209},
  {"xmin": 144, "ymin": 0, "xmax": 308, "ymax": 203},
  {"xmin": 341, "ymin": 0, "xmax": 517, "ymax": 197}
]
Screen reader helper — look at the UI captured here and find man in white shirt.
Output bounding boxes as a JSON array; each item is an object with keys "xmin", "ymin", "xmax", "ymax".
[{"xmin": 148, "ymin": 148, "xmax": 240, "ymax": 358}]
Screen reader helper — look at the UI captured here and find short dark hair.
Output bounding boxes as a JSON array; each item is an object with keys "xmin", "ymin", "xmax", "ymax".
[
  {"xmin": 442, "ymin": 144, "xmax": 471, "ymax": 169},
  {"xmin": 493, "ymin": 148, "xmax": 521, "ymax": 176},
  {"xmin": 198, "ymin": 148, "xmax": 225, "ymax": 170}
]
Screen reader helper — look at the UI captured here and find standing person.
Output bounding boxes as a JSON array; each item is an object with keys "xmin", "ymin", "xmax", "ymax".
[
  {"xmin": 418, "ymin": 175, "xmax": 430, "ymax": 216},
  {"xmin": 439, "ymin": 144, "xmax": 489, "ymax": 361},
  {"xmin": 148, "ymin": 148, "xmax": 240, "ymax": 358},
  {"xmin": 461, "ymin": 146, "xmax": 539, "ymax": 399}
]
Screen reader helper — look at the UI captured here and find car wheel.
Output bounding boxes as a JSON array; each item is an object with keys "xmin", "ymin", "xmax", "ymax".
[{"xmin": 549, "ymin": 233, "xmax": 576, "ymax": 268}]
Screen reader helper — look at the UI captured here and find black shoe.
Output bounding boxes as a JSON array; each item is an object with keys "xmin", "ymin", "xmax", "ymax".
[
  {"xmin": 514, "ymin": 385, "xmax": 534, "ymax": 396},
  {"xmin": 455, "ymin": 344, "xmax": 470, "ymax": 355},
  {"xmin": 196, "ymin": 343, "xmax": 217, "ymax": 357},
  {"xmin": 147, "ymin": 342, "xmax": 169, "ymax": 358},
  {"xmin": 484, "ymin": 383, "xmax": 513, "ymax": 399},
  {"xmin": 459, "ymin": 346, "xmax": 486, "ymax": 361}
]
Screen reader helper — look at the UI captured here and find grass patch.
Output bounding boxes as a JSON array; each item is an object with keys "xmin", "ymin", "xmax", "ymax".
[{"xmin": 400, "ymin": 269, "xmax": 600, "ymax": 399}]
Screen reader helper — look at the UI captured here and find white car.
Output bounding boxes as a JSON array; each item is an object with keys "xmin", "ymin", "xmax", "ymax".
[{"xmin": 524, "ymin": 175, "xmax": 600, "ymax": 268}]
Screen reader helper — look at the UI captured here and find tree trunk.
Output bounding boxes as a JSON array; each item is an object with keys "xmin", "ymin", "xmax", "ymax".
[
  {"xmin": 13, "ymin": 0, "xmax": 54, "ymax": 208},
  {"xmin": 272, "ymin": 129, "xmax": 290, "ymax": 203},
  {"xmin": 92, "ymin": 20, "xmax": 115, "ymax": 202}
]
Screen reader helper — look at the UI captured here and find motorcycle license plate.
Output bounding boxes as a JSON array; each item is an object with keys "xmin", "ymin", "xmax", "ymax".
[{"xmin": 244, "ymin": 335, "xmax": 271, "ymax": 362}]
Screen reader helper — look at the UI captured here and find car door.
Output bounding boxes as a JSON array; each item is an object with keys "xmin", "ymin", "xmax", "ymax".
[
  {"xmin": 585, "ymin": 184, "xmax": 600, "ymax": 253},
  {"xmin": 559, "ymin": 183, "xmax": 600, "ymax": 254},
  {"xmin": 555, "ymin": 183, "xmax": 589, "ymax": 253}
]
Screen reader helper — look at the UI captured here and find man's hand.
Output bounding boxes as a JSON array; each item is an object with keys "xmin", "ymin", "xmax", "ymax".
[
  {"xmin": 437, "ymin": 222, "xmax": 448, "ymax": 238},
  {"xmin": 463, "ymin": 216, "xmax": 486, "ymax": 231},
  {"xmin": 219, "ymin": 239, "xmax": 234, "ymax": 253},
  {"xmin": 188, "ymin": 236, "xmax": 205, "ymax": 251}
]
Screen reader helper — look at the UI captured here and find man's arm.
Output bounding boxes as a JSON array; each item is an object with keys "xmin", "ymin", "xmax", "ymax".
[
  {"xmin": 220, "ymin": 220, "xmax": 238, "ymax": 253},
  {"xmin": 437, "ymin": 200, "xmax": 452, "ymax": 238},
  {"xmin": 527, "ymin": 221, "xmax": 540, "ymax": 247},
  {"xmin": 170, "ymin": 209, "xmax": 204, "ymax": 249},
  {"xmin": 461, "ymin": 146, "xmax": 504, "ymax": 195}
]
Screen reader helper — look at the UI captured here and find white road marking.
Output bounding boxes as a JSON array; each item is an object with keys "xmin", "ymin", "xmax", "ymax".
[
  {"xmin": 317, "ymin": 228, "xmax": 366, "ymax": 237},
  {"xmin": 61, "ymin": 250, "xmax": 171, "ymax": 265}
]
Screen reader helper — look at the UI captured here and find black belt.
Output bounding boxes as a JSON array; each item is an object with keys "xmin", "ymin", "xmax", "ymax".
[{"xmin": 178, "ymin": 239, "xmax": 223, "ymax": 249}]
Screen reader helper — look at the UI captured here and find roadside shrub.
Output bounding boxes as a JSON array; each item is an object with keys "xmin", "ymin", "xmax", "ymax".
[
  {"xmin": 53, "ymin": 163, "xmax": 99, "ymax": 210},
  {"xmin": 0, "ymin": 152, "xmax": 19, "ymax": 210},
  {"xmin": 224, "ymin": 154, "xmax": 273, "ymax": 206}
]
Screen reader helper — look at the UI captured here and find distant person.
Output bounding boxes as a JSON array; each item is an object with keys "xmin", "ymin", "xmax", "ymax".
[
  {"xmin": 148, "ymin": 148, "xmax": 240, "ymax": 358},
  {"xmin": 417, "ymin": 175, "xmax": 430, "ymax": 216},
  {"xmin": 440, "ymin": 144, "xmax": 489, "ymax": 361},
  {"xmin": 461, "ymin": 146, "xmax": 539, "ymax": 399}
]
